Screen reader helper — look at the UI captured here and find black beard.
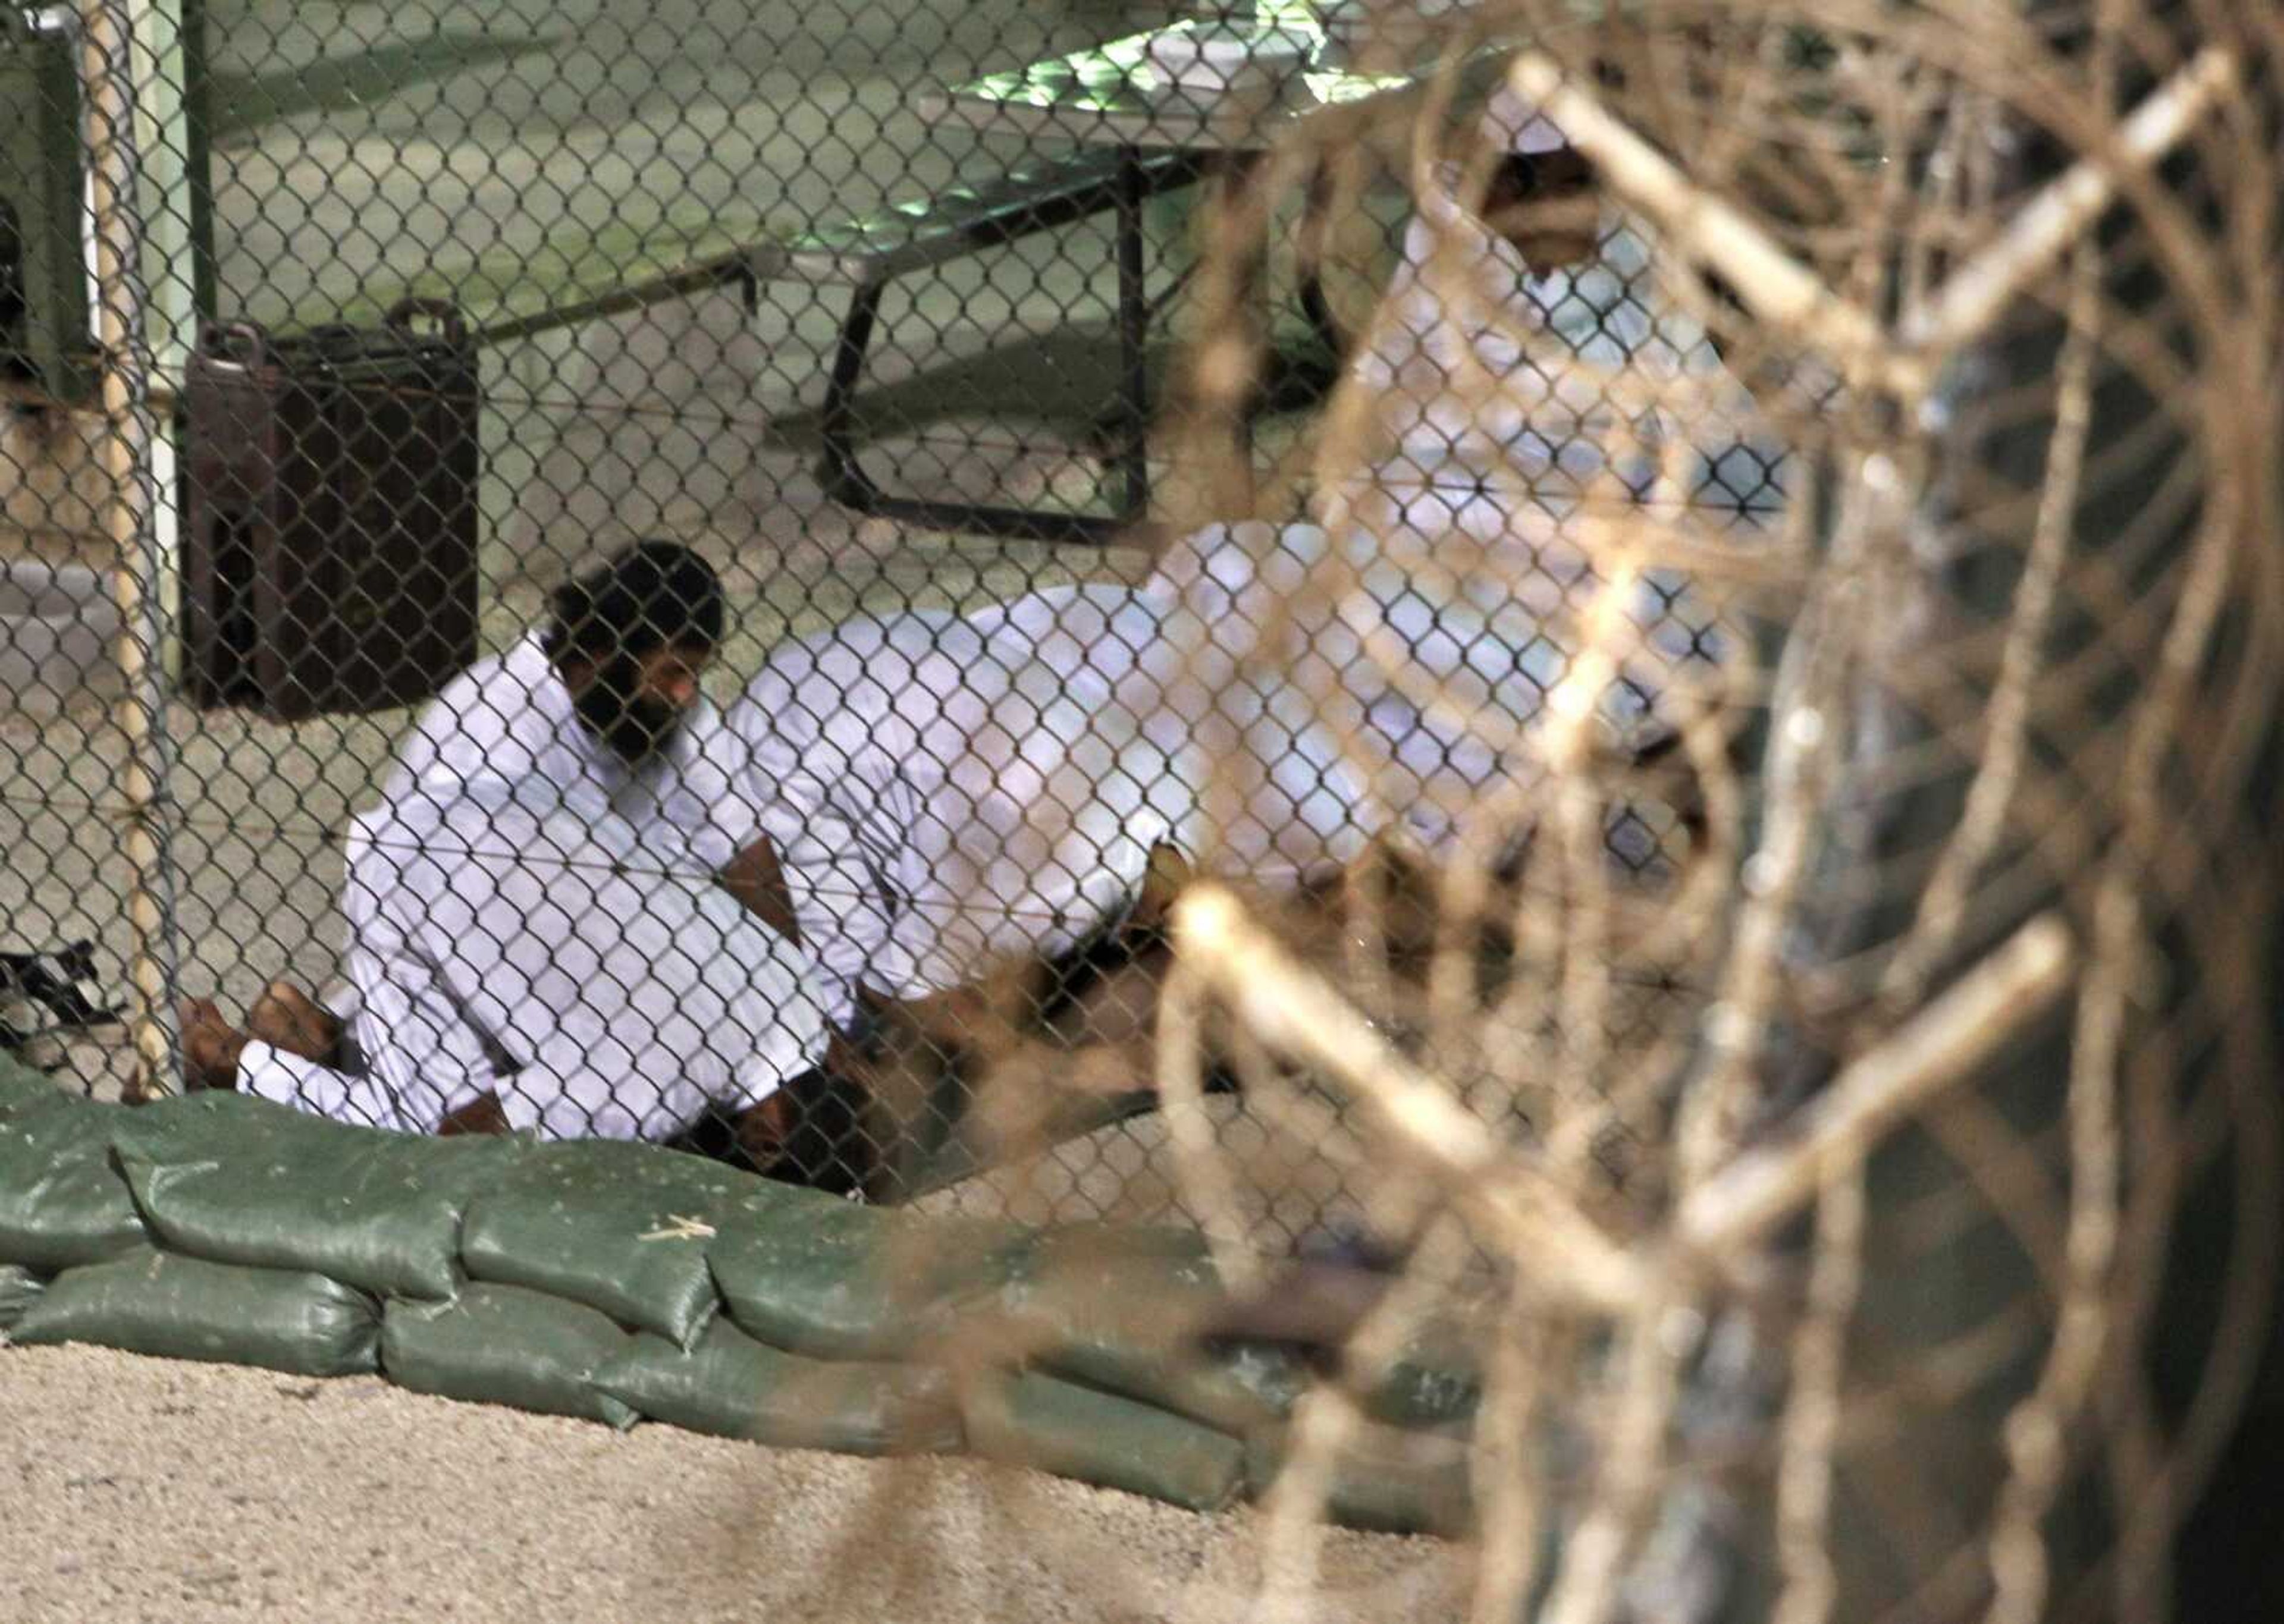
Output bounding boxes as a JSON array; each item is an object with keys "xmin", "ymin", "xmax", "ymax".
[{"xmin": 573, "ymin": 655, "xmax": 681, "ymax": 764}]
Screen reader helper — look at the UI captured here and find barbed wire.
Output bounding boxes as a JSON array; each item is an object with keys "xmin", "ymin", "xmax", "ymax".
[
  {"xmin": 1130, "ymin": 6, "xmax": 2278, "ymax": 1623},
  {"xmin": 4, "ymin": 1, "xmax": 2276, "ymax": 1617}
]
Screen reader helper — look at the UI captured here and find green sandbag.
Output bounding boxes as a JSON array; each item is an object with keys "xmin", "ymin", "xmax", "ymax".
[
  {"xmin": 113, "ymin": 1091, "xmax": 522, "ymax": 1302},
  {"xmin": 962, "ymin": 1369, "xmax": 1244, "ymax": 1512},
  {"xmin": 0, "ymin": 1263, "xmax": 44, "ymax": 1329},
  {"xmin": 1243, "ymin": 1422, "xmax": 1474, "ymax": 1537},
  {"xmin": 460, "ymin": 1141, "xmax": 804, "ymax": 1347},
  {"xmin": 997, "ymin": 1225, "xmax": 1305, "ymax": 1434},
  {"xmin": 710, "ymin": 1198, "xmax": 1030, "ymax": 1361},
  {"xmin": 1362, "ymin": 1320, "xmax": 1483, "ymax": 1428},
  {"xmin": 1367, "ymin": 1359, "xmax": 1482, "ymax": 1428},
  {"xmin": 0, "ymin": 1050, "xmax": 62, "ymax": 1118},
  {"xmin": 383, "ymin": 1281, "xmax": 637, "ymax": 1428},
  {"xmin": 10, "ymin": 1246, "xmax": 379, "ymax": 1375},
  {"xmin": 0, "ymin": 1091, "xmax": 146, "ymax": 1271},
  {"xmin": 591, "ymin": 1318, "xmax": 964, "ymax": 1455}
]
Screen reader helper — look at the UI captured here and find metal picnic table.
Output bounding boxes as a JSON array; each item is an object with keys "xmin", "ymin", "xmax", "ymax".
[{"xmin": 875, "ymin": 20, "xmax": 1435, "ymax": 541}]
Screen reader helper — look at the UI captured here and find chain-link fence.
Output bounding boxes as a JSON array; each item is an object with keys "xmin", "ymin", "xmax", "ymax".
[
  {"xmin": 4, "ymin": 3, "xmax": 2280, "ymax": 1616},
  {"xmin": 0, "ymin": 0, "xmax": 1783, "ymax": 1217}
]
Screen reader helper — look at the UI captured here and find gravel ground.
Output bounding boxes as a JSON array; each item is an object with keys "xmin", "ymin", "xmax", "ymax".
[{"xmin": 0, "ymin": 1343, "xmax": 1461, "ymax": 1623}]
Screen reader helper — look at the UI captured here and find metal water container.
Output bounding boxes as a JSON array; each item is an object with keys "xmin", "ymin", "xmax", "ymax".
[{"xmin": 181, "ymin": 300, "xmax": 481, "ymax": 720}]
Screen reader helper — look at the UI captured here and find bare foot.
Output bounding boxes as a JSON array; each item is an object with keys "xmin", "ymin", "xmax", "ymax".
[
  {"xmin": 247, "ymin": 978, "xmax": 340, "ymax": 1063},
  {"xmin": 973, "ymin": 1038, "xmax": 1151, "ymax": 1156},
  {"xmin": 177, "ymin": 998, "xmax": 247, "ymax": 1092},
  {"xmin": 731, "ymin": 1091, "xmax": 796, "ymax": 1166}
]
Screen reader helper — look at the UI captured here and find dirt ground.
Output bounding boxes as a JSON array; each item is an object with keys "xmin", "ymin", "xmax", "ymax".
[{"xmin": 0, "ymin": 1343, "xmax": 1461, "ymax": 1623}]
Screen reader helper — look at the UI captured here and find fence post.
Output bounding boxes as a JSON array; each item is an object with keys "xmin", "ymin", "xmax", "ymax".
[
  {"xmin": 78, "ymin": 0, "xmax": 186, "ymax": 1097},
  {"xmin": 122, "ymin": 0, "xmax": 205, "ymax": 687}
]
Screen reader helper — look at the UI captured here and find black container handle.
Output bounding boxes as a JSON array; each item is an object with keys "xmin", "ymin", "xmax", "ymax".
[
  {"xmin": 386, "ymin": 298, "xmax": 469, "ymax": 348},
  {"xmin": 197, "ymin": 319, "xmax": 272, "ymax": 369}
]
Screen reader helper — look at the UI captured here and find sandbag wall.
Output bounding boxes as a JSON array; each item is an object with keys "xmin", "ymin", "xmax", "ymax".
[{"xmin": 0, "ymin": 1055, "xmax": 1475, "ymax": 1533}]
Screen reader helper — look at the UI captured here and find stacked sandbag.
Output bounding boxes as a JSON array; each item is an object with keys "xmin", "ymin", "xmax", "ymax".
[
  {"xmin": 0, "ymin": 1073, "xmax": 147, "ymax": 1271},
  {"xmin": 0, "ymin": 1050, "xmax": 1479, "ymax": 1529},
  {"xmin": 0, "ymin": 1066, "xmax": 378, "ymax": 1377},
  {"xmin": 10, "ymin": 1245, "xmax": 380, "ymax": 1375},
  {"xmin": 384, "ymin": 1282, "xmax": 637, "ymax": 1427},
  {"xmin": 1244, "ymin": 1421, "xmax": 1476, "ymax": 1537},
  {"xmin": 0, "ymin": 1052, "xmax": 60, "ymax": 1118},
  {"xmin": 459, "ymin": 1139, "xmax": 817, "ymax": 1347},
  {"xmin": 593, "ymin": 1320, "xmax": 962, "ymax": 1455},
  {"xmin": 113, "ymin": 1089, "xmax": 522, "ymax": 1301},
  {"xmin": 990, "ymin": 1224, "xmax": 1307, "ymax": 1434},
  {"xmin": 962, "ymin": 1369, "xmax": 1247, "ymax": 1512},
  {"xmin": 708, "ymin": 1198, "xmax": 1030, "ymax": 1360},
  {"xmin": 0, "ymin": 1263, "xmax": 45, "ymax": 1330}
]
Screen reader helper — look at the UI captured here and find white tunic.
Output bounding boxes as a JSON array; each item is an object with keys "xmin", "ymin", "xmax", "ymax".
[
  {"xmin": 1127, "ymin": 518, "xmax": 1529, "ymax": 866},
  {"xmin": 1357, "ymin": 174, "xmax": 1781, "ymax": 536},
  {"xmin": 710, "ymin": 183, "xmax": 1788, "ymax": 1006},
  {"xmin": 1126, "ymin": 182, "xmax": 1781, "ymax": 863},
  {"xmin": 716, "ymin": 598, "xmax": 1176, "ymax": 1024},
  {"xmin": 384, "ymin": 629, "xmax": 745, "ymax": 872},
  {"xmin": 241, "ymin": 634, "xmax": 829, "ymax": 1138}
]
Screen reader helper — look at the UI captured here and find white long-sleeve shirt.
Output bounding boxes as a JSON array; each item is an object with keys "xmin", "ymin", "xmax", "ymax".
[
  {"xmin": 1356, "ymin": 172, "xmax": 1781, "ymax": 534},
  {"xmin": 383, "ymin": 630, "xmax": 746, "ymax": 871},
  {"xmin": 709, "ymin": 187, "xmax": 1789, "ymax": 1007},
  {"xmin": 715, "ymin": 596, "xmax": 1178, "ymax": 1025},
  {"xmin": 1153, "ymin": 185, "xmax": 1780, "ymax": 859},
  {"xmin": 241, "ymin": 635, "xmax": 829, "ymax": 1138},
  {"xmin": 1082, "ymin": 181, "xmax": 1787, "ymax": 873}
]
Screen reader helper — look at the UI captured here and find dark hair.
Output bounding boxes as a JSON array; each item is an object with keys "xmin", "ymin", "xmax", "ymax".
[{"xmin": 543, "ymin": 541, "xmax": 724, "ymax": 664}]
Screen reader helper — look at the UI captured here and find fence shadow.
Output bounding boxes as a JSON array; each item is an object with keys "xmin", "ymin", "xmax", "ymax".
[{"xmin": 208, "ymin": 33, "xmax": 553, "ymax": 140}]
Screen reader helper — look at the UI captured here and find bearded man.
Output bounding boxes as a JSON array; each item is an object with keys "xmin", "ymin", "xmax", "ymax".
[{"xmin": 181, "ymin": 542, "xmax": 830, "ymax": 1153}]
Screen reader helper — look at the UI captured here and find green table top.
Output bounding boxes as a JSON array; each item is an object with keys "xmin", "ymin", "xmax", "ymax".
[{"xmin": 915, "ymin": 20, "xmax": 1434, "ymax": 155}]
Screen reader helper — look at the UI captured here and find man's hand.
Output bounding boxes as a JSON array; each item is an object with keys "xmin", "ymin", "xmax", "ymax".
[
  {"xmin": 719, "ymin": 835, "xmax": 802, "ymax": 946},
  {"xmin": 178, "ymin": 998, "xmax": 247, "ymax": 1092}
]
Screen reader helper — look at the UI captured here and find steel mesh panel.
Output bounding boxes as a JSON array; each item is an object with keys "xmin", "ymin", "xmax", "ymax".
[
  {"xmin": 2, "ymin": 0, "xmax": 1749, "ymax": 1211},
  {"xmin": 6, "ymin": 5, "xmax": 2275, "ymax": 1613}
]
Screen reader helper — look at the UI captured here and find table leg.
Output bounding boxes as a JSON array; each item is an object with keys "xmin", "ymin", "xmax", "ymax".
[
  {"xmin": 1113, "ymin": 146, "xmax": 1153, "ymax": 519},
  {"xmin": 1209, "ymin": 150, "xmax": 1270, "ymax": 514},
  {"xmin": 1096, "ymin": 150, "xmax": 1343, "ymax": 523},
  {"xmin": 817, "ymin": 281, "xmax": 886, "ymax": 516}
]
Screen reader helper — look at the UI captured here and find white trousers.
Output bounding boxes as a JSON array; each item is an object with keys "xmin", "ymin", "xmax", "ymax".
[{"xmin": 241, "ymin": 786, "xmax": 831, "ymax": 1142}]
